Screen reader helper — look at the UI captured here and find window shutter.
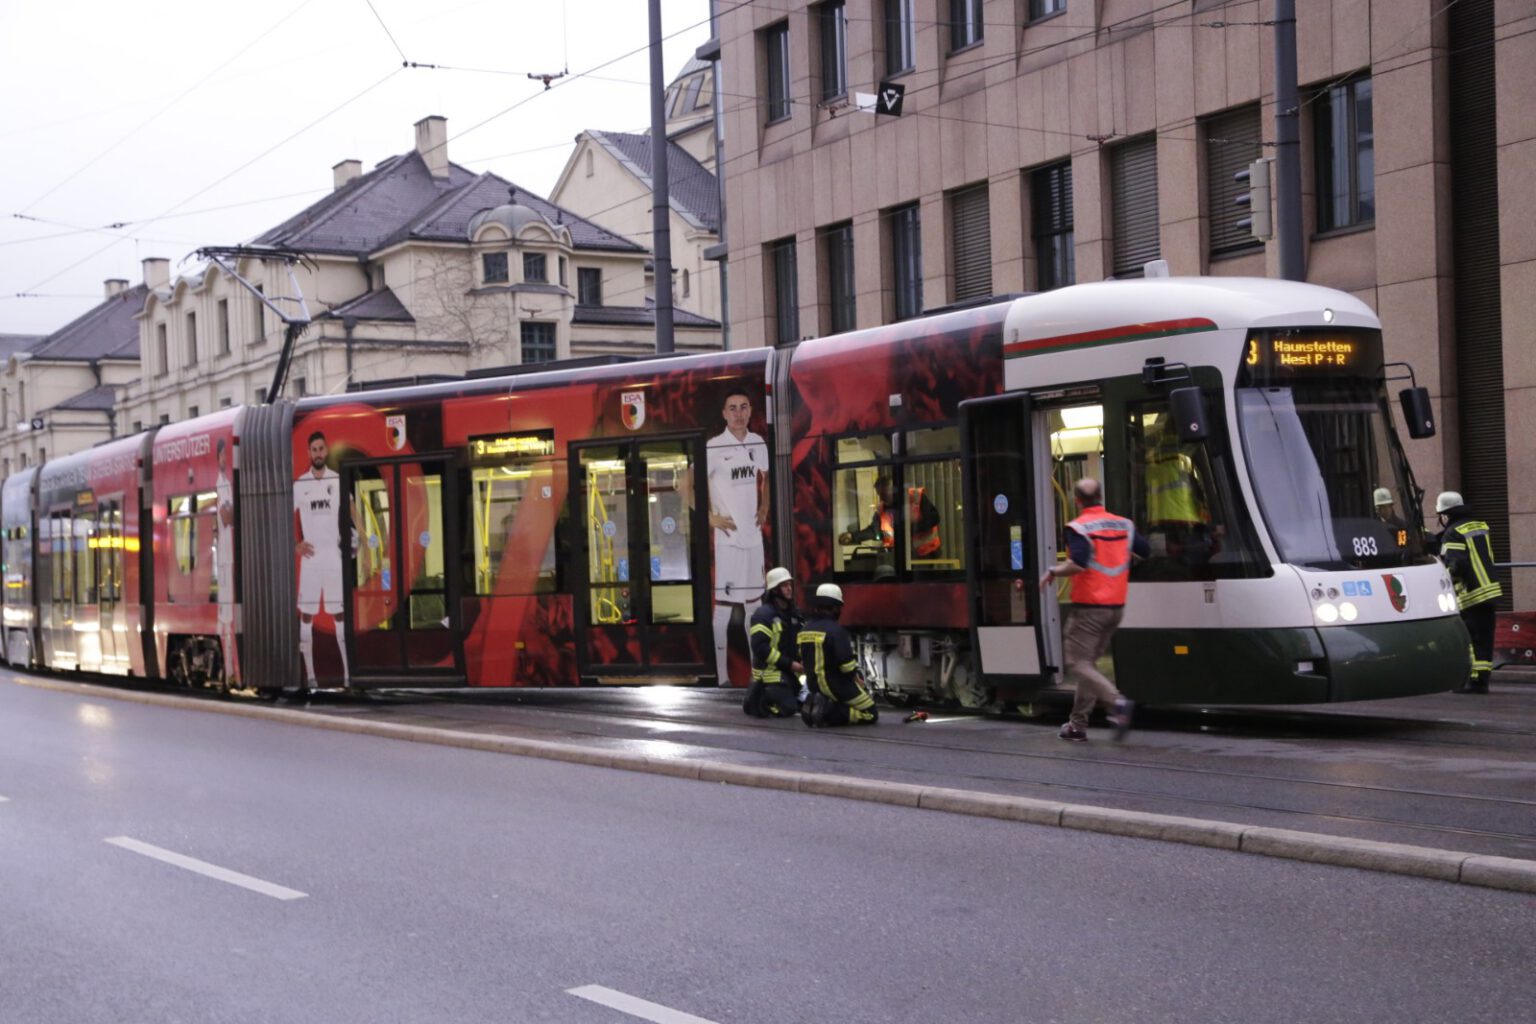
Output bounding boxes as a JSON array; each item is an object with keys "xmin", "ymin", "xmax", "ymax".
[
  {"xmin": 1111, "ymin": 137, "xmax": 1160, "ymax": 277},
  {"xmin": 950, "ymin": 184, "xmax": 992, "ymax": 302}
]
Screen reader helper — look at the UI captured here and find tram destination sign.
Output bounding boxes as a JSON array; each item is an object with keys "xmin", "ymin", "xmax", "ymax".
[{"xmin": 1244, "ymin": 330, "xmax": 1381, "ymax": 380}]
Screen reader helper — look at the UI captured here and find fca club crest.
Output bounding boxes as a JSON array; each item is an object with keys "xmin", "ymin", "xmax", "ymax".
[
  {"xmin": 385, "ymin": 414, "xmax": 407, "ymax": 451},
  {"xmin": 621, "ymin": 390, "xmax": 646, "ymax": 431},
  {"xmin": 1382, "ymin": 574, "xmax": 1408, "ymax": 613}
]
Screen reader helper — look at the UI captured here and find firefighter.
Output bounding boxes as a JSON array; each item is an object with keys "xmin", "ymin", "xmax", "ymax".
[
  {"xmin": 743, "ymin": 566, "xmax": 804, "ymax": 719},
  {"xmin": 838, "ymin": 475, "xmax": 942, "ymax": 560},
  {"xmin": 798, "ymin": 583, "xmax": 879, "ymax": 727},
  {"xmin": 1434, "ymin": 491, "xmax": 1502, "ymax": 694}
]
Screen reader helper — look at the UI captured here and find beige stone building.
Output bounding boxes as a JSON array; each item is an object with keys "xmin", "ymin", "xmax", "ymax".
[
  {"xmin": 118, "ymin": 115, "xmax": 722, "ymax": 433},
  {"xmin": 0, "ymin": 280, "xmax": 143, "ymax": 475},
  {"xmin": 713, "ymin": 0, "xmax": 1534, "ymax": 607}
]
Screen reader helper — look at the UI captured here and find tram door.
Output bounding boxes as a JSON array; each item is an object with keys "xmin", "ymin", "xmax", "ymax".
[
  {"xmin": 1036, "ymin": 400, "xmax": 1109, "ymax": 681},
  {"xmin": 573, "ymin": 437, "xmax": 709, "ymax": 680},
  {"xmin": 344, "ymin": 458, "xmax": 462, "ymax": 682},
  {"xmin": 961, "ymin": 394, "xmax": 1050, "ymax": 686}
]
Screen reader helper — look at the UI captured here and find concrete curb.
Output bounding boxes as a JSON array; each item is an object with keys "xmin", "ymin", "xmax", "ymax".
[{"xmin": 18, "ymin": 675, "xmax": 1536, "ymax": 895}]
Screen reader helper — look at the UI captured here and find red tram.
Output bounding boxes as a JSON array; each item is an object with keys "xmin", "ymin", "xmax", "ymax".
[{"xmin": 0, "ymin": 278, "xmax": 1471, "ymax": 705}]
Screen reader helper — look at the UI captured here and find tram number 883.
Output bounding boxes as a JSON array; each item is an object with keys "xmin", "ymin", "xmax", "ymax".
[{"xmin": 1351, "ymin": 535, "xmax": 1379, "ymax": 557}]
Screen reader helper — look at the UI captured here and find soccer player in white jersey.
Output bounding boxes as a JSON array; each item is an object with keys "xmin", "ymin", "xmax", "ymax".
[
  {"xmin": 706, "ymin": 387, "xmax": 769, "ymax": 686},
  {"xmin": 294, "ymin": 430, "xmax": 354, "ymax": 689},
  {"xmin": 214, "ymin": 438, "xmax": 236, "ymax": 686}
]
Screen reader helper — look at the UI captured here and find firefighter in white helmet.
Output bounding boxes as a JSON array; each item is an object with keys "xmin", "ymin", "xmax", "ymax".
[
  {"xmin": 743, "ymin": 566, "xmax": 804, "ymax": 718},
  {"xmin": 798, "ymin": 583, "xmax": 879, "ymax": 727}
]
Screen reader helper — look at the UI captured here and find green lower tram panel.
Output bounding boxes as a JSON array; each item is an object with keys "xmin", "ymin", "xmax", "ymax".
[{"xmin": 1110, "ymin": 615, "xmax": 1471, "ymax": 704}]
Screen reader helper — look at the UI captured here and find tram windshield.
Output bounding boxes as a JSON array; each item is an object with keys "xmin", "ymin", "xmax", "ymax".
[{"xmin": 1236, "ymin": 328, "xmax": 1432, "ymax": 571}]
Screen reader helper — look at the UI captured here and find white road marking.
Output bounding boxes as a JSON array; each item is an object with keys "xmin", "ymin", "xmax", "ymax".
[
  {"xmin": 104, "ymin": 837, "xmax": 307, "ymax": 901},
  {"xmin": 566, "ymin": 985, "xmax": 720, "ymax": 1024}
]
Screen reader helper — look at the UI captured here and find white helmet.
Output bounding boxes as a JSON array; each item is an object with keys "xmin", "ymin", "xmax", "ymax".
[
  {"xmin": 765, "ymin": 566, "xmax": 793, "ymax": 591},
  {"xmin": 1373, "ymin": 487, "xmax": 1393, "ymax": 507},
  {"xmin": 1435, "ymin": 491, "xmax": 1464, "ymax": 514},
  {"xmin": 815, "ymin": 583, "xmax": 844, "ymax": 604}
]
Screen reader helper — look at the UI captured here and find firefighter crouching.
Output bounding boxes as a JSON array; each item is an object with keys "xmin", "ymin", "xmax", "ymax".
[
  {"xmin": 799, "ymin": 583, "xmax": 879, "ymax": 727},
  {"xmin": 743, "ymin": 566, "xmax": 804, "ymax": 718},
  {"xmin": 1433, "ymin": 491, "xmax": 1502, "ymax": 694}
]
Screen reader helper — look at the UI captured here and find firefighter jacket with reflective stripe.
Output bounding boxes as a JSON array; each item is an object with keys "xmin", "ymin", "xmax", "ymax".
[
  {"xmin": 749, "ymin": 601, "xmax": 802, "ymax": 685},
  {"xmin": 1066, "ymin": 506, "xmax": 1136, "ymax": 607},
  {"xmin": 799, "ymin": 617, "xmax": 861, "ymax": 697},
  {"xmin": 1438, "ymin": 513, "xmax": 1503, "ymax": 609}
]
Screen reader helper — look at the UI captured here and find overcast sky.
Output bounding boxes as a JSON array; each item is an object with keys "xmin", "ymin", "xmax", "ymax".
[{"xmin": 0, "ymin": 0, "xmax": 714, "ymax": 335}]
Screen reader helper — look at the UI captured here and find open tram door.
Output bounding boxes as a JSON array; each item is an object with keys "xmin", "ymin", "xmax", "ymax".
[
  {"xmin": 571, "ymin": 436, "xmax": 711, "ymax": 683},
  {"xmin": 961, "ymin": 393, "xmax": 1053, "ymax": 691}
]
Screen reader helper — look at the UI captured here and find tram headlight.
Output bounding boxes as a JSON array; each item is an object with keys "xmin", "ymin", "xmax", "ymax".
[
  {"xmin": 1315, "ymin": 603, "xmax": 1340, "ymax": 624},
  {"xmin": 1439, "ymin": 593, "xmax": 1457, "ymax": 613},
  {"xmin": 1338, "ymin": 601, "xmax": 1358, "ymax": 622}
]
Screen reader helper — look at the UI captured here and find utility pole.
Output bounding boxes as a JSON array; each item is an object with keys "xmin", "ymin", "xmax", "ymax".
[
  {"xmin": 1273, "ymin": 0, "xmax": 1304, "ymax": 281},
  {"xmin": 648, "ymin": 0, "xmax": 675, "ymax": 353}
]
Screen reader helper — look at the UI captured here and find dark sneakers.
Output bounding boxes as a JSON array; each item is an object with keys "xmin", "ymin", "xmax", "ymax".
[
  {"xmin": 1058, "ymin": 723, "xmax": 1088, "ymax": 742},
  {"xmin": 1111, "ymin": 698, "xmax": 1136, "ymax": 741}
]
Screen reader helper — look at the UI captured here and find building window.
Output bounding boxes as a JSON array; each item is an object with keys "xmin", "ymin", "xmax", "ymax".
[
  {"xmin": 159, "ymin": 413, "xmax": 171, "ymax": 425},
  {"xmin": 681, "ymin": 268, "xmax": 691, "ymax": 298},
  {"xmin": 254, "ymin": 387, "xmax": 266, "ymax": 404},
  {"xmin": 950, "ymin": 0, "xmax": 983, "ymax": 52},
  {"xmin": 949, "ymin": 183, "xmax": 992, "ymax": 303},
  {"xmin": 769, "ymin": 237, "xmax": 799, "ymax": 346},
  {"xmin": 156, "ymin": 323, "xmax": 169, "ymax": 376},
  {"xmin": 523, "ymin": 252, "xmax": 548, "ymax": 283},
  {"xmin": 1031, "ymin": 161, "xmax": 1075, "ymax": 290},
  {"xmin": 817, "ymin": 1, "xmax": 848, "ymax": 102},
  {"xmin": 217, "ymin": 299, "xmax": 231, "ymax": 355},
  {"xmin": 1205, "ymin": 105, "xmax": 1264, "ymax": 256},
  {"xmin": 584, "ymin": 150, "xmax": 594, "ymax": 177},
  {"xmin": 889, "ymin": 203, "xmax": 924, "ymax": 321},
  {"xmin": 521, "ymin": 322, "xmax": 557, "ymax": 364},
  {"xmin": 185, "ymin": 312, "xmax": 198, "ymax": 366},
  {"xmin": 1110, "ymin": 135, "xmax": 1160, "ymax": 277},
  {"xmin": 218, "ymin": 398, "xmax": 231, "ymax": 409},
  {"xmin": 765, "ymin": 21, "xmax": 791, "ymax": 123},
  {"xmin": 1029, "ymin": 0, "xmax": 1066, "ymax": 21},
  {"xmin": 822, "ymin": 222, "xmax": 856, "ymax": 335},
  {"xmin": 559, "ymin": 256, "xmax": 568, "ymax": 287},
  {"xmin": 1315, "ymin": 76, "xmax": 1374, "ymax": 231},
  {"xmin": 251, "ymin": 286, "xmax": 266, "ymax": 345},
  {"xmin": 132, "ymin": 420, "xmax": 142, "ymax": 433},
  {"xmin": 187, "ymin": 405, "xmax": 199, "ymax": 419},
  {"xmin": 293, "ymin": 377, "xmax": 307, "ymax": 397},
  {"xmin": 483, "ymin": 252, "xmax": 509, "ymax": 284},
  {"xmin": 577, "ymin": 267, "xmax": 603, "ymax": 305},
  {"xmin": 884, "ymin": 0, "xmax": 915, "ymax": 76}
]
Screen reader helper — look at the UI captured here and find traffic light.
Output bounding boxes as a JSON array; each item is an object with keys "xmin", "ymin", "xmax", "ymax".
[{"xmin": 1233, "ymin": 157, "xmax": 1273, "ymax": 241}]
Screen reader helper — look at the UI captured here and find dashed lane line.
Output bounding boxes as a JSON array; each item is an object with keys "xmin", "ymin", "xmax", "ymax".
[
  {"xmin": 104, "ymin": 836, "xmax": 307, "ymax": 900},
  {"xmin": 567, "ymin": 985, "xmax": 720, "ymax": 1024}
]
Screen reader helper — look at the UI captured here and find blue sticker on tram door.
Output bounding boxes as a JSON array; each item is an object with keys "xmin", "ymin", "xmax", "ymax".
[
  {"xmin": 618, "ymin": 557, "xmax": 630, "ymax": 582},
  {"xmin": 1358, "ymin": 580, "xmax": 1373, "ymax": 595},
  {"xmin": 650, "ymin": 556, "xmax": 661, "ymax": 580},
  {"xmin": 1011, "ymin": 539, "xmax": 1024, "ymax": 571},
  {"xmin": 381, "ymin": 569, "xmax": 392, "ymax": 590},
  {"xmin": 1343, "ymin": 581, "xmax": 1358, "ymax": 597}
]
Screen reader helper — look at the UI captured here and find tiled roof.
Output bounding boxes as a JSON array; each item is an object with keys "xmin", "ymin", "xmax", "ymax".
[
  {"xmin": 26, "ymin": 285, "xmax": 145, "ymax": 361},
  {"xmin": 321, "ymin": 287, "xmax": 415, "ymax": 323},
  {"xmin": 50, "ymin": 385, "xmax": 118, "ymax": 412},
  {"xmin": 573, "ymin": 302, "xmax": 720, "ymax": 329},
  {"xmin": 255, "ymin": 152, "xmax": 641, "ymax": 256},
  {"xmin": 0, "ymin": 334, "xmax": 43, "ymax": 359},
  {"xmin": 587, "ymin": 131, "xmax": 719, "ymax": 233}
]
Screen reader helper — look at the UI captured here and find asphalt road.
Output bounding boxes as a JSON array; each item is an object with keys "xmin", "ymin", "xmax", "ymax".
[{"xmin": 3, "ymin": 680, "xmax": 1534, "ymax": 1024}]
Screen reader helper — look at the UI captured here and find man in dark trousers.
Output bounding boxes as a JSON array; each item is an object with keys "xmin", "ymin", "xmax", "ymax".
[
  {"xmin": 743, "ymin": 566, "xmax": 803, "ymax": 718},
  {"xmin": 1434, "ymin": 491, "xmax": 1503, "ymax": 694},
  {"xmin": 798, "ymin": 583, "xmax": 879, "ymax": 727},
  {"xmin": 1040, "ymin": 477, "xmax": 1149, "ymax": 741}
]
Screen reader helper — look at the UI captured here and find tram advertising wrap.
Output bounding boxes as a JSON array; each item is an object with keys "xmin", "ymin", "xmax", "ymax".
[{"xmin": 0, "ymin": 277, "xmax": 1472, "ymax": 706}]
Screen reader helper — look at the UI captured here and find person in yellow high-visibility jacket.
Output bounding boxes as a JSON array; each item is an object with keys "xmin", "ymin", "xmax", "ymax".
[{"xmin": 1433, "ymin": 491, "xmax": 1503, "ymax": 694}]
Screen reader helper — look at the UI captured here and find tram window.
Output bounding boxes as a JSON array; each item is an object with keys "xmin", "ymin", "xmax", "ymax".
[
  {"xmin": 1126, "ymin": 400, "xmax": 1263, "ymax": 581},
  {"xmin": 408, "ymin": 472, "xmax": 447, "ymax": 630},
  {"xmin": 468, "ymin": 432, "xmax": 559, "ymax": 596},
  {"xmin": 196, "ymin": 491, "xmax": 217, "ymax": 601},
  {"xmin": 832, "ymin": 426, "xmax": 963, "ymax": 581},
  {"xmin": 75, "ymin": 513, "xmax": 96, "ymax": 606},
  {"xmin": 644, "ymin": 440, "xmax": 693, "ymax": 624},
  {"xmin": 170, "ymin": 495, "xmax": 197, "ymax": 576},
  {"xmin": 51, "ymin": 514, "xmax": 73, "ymax": 605},
  {"xmin": 582, "ymin": 447, "xmax": 631, "ymax": 624}
]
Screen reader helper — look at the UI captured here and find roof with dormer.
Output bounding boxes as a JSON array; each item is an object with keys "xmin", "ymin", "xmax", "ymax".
[{"xmin": 254, "ymin": 152, "xmax": 642, "ymax": 257}]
